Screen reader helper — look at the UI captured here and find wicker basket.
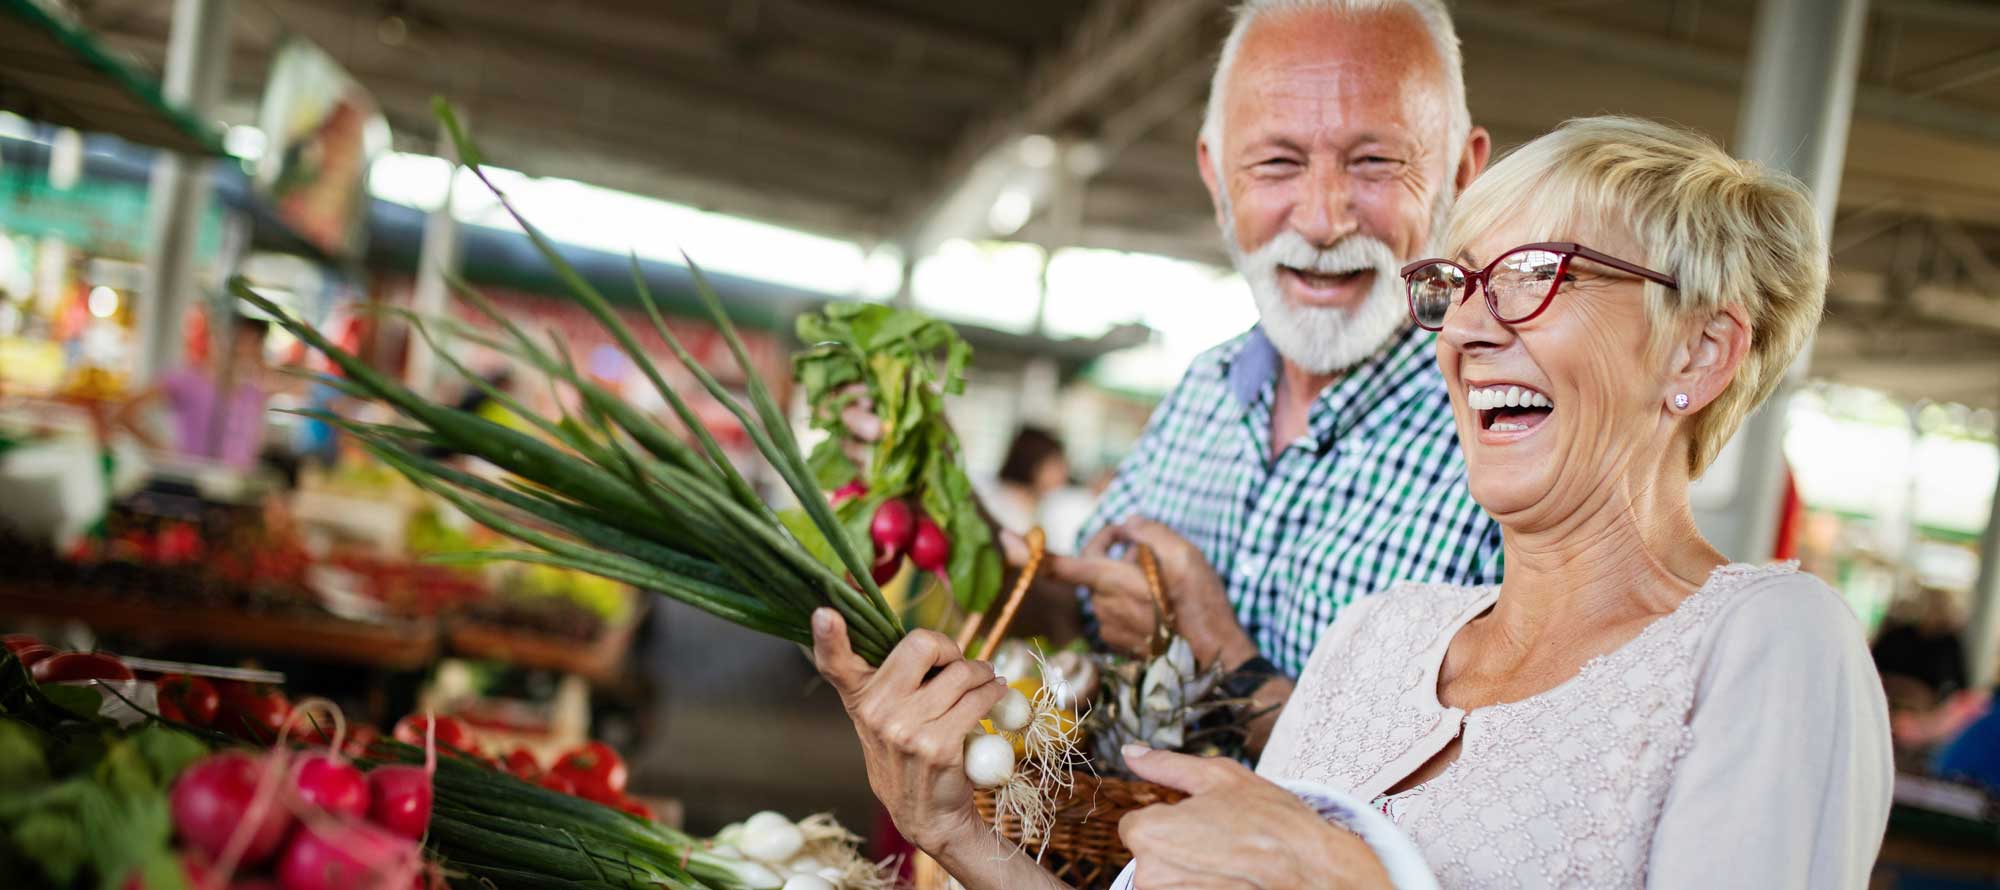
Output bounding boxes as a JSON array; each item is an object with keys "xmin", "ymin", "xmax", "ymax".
[
  {"xmin": 913, "ymin": 537, "xmax": 1188, "ymax": 889},
  {"xmin": 914, "ymin": 770, "xmax": 1186, "ymax": 890}
]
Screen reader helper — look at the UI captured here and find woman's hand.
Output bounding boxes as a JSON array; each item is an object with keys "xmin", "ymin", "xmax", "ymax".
[
  {"xmin": 1120, "ymin": 746, "xmax": 1393, "ymax": 890},
  {"xmin": 810, "ymin": 608, "xmax": 1008, "ymax": 859}
]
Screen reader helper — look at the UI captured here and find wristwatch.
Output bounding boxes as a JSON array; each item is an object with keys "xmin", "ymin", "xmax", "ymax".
[{"xmin": 1218, "ymin": 654, "xmax": 1280, "ymax": 700}]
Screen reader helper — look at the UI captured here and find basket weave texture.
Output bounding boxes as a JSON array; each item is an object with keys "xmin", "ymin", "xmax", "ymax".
[{"xmin": 915, "ymin": 771, "xmax": 1186, "ymax": 890}]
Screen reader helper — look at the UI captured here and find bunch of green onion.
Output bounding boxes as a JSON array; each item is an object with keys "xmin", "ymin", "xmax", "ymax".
[
  {"xmin": 371, "ymin": 743, "xmax": 747, "ymax": 889},
  {"xmin": 237, "ymin": 101, "xmax": 904, "ymax": 666}
]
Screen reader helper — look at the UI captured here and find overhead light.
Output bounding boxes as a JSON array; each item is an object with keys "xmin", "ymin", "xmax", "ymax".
[
  {"xmin": 48, "ymin": 128, "xmax": 82, "ymax": 190},
  {"xmin": 225, "ymin": 125, "xmax": 267, "ymax": 161},
  {"xmin": 1018, "ymin": 134, "xmax": 1057, "ymax": 169},
  {"xmin": 988, "ymin": 186, "xmax": 1034, "ymax": 236},
  {"xmin": 87, "ymin": 286, "xmax": 119, "ymax": 319},
  {"xmin": 1065, "ymin": 141, "xmax": 1106, "ymax": 177}
]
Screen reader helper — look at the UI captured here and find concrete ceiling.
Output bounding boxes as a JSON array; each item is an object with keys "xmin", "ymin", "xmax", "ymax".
[{"xmin": 73, "ymin": 0, "xmax": 2000, "ymax": 407}]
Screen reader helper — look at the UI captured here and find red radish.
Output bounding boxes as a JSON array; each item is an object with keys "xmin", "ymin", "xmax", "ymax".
[
  {"xmin": 294, "ymin": 752, "xmax": 370, "ymax": 820},
  {"xmin": 170, "ymin": 752, "xmax": 295, "ymax": 865},
  {"xmin": 366, "ymin": 765, "xmax": 433, "ymax": 839},
  {"xmin": 393, "ymin": 714, "xmax": 474, "ymax": 754},
  {"xmin": 33, "ymin": 652, "xmax": 135, "ymax": 683},
  {"xmin": 830, "ymin": 480, "xmax": 867, "ymax": 507},
  {"xmin": 2, "ymin": 634, "xmax": 43, "ymax": 655},
  {"xmin": 13, "ymin": 644, "xmax": 56, "ymax": 671},
  {"xmin": 869, "ymin": 499, "xmax": 916, "ymax": 559},
  {"xmin": 276, "ymin": 821, "xmax": 417, "ymax": 890},
  {"xmin": 909, "ymin": 513, "xmax": 950, "ymax": 574},
  {"xmin": 871, "ymin": 557, "xmax": 901, "ymax": 586}
]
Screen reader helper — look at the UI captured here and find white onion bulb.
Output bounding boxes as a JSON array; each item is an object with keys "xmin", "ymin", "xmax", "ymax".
[
  {"xmin": 987, "ymin": 686, "xmax": 1032, "ymax": 733},
  {"xmin": 739, "ymin": 810, "xmax": 806, "ymax": 864},
  {"xmin": 963, "ymin": 732, "xmax": 1015, "ymax": 787}
]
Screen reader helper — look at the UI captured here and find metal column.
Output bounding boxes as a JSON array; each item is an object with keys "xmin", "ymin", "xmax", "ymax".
[
  {"xmin": 134, "ymin": 0, "xmax": 233, "ymax": 384},
  {"xmin": 1694, "ymin": 0, "xmax": 1868, "ymax": 561},
  {"xmin": 1970, "ymin": 442, "xmax": 2000, "ymax": 687},
  {"xmin": 403, "ymin": 130, "xmax": 464, "ymax": 399}
]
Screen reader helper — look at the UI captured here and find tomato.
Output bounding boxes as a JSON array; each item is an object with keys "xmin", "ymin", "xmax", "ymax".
[
  {"xmin": 217, "ymin": 685, "xmax": 290, "ymax": 743},
  {"xmin": 32, "ymin": 652, "xmax": 135, "ymax": 683},
  {"xmin": 341, "ymin": 724, "xmax": 382, "ymax": 760},
  {"xmin": 537, "ymin": 771, "xmax": 576, "ymax": 796},
  {"xmin": 612, "ymin": 794, "xmax": 655, "ymax": 821},
  {"xmin": 502, "ymin": 748, "xmax": 541, "ymax": 780},
  {"xmin": 392, "ymin": 714, "xmax": 476, "ymax": 754},
  {"xmin": 551, "ymin": 741, "xmax": 627, "ymax": 804},
  {"xmin": 154, "ymin": 523, "xmax": 203, "ymax": 563},
  {"xmin": 157, "ymin": 674, "xmax": 220, "ymax": 726},
  {"xmin": 2, "ymin": 634, "xmax": 43, "ymax": 655}
]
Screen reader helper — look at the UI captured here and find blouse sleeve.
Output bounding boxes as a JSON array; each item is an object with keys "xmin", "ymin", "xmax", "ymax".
[{"xmin": 1645, "ymin": 573, "xmax": 1894, "ymax": 889}]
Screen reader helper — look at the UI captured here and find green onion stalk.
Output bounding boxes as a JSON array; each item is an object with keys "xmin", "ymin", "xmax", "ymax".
[
  {"xmin": 368, "ymin": 742, "xmax": 775, "ymax": 890},
  {"xmin": 238, "ymin": 99, "xmax": 903, "ymax": 665}
]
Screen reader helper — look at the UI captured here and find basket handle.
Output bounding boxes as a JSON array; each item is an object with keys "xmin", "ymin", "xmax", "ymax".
[
  {"xmin": 954, "ymin": 527, "xmax": 1046, "ymax": 658},
  {"xmin": 1135, "ymin": 543, "xmax": 1175, "ymax": 657}
]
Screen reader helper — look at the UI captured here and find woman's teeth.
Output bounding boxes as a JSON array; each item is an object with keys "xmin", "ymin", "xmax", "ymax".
[{"xmin": 1467, "ymin": 385, "xmax": 1553, "ymax": 411}]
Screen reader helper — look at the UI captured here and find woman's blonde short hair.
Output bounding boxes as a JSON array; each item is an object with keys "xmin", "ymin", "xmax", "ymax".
[{"xmin": 1444, "ymin": 115, "xmax": 1827, "ymax": 476}]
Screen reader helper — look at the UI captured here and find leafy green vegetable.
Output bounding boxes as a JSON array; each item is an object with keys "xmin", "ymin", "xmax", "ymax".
[
  {"xmin": 12, "ymin": 809, "xmax": 85, "ymax": 885},
  {"xmin": 794, "ymin": 304, "xmax": 1000, "ymax": 612},
  {"xmin": 0, "ymin": 659, "xmax": 209, "ymax": 890},
  {"xmin": 0, "ymin": 720, "xmax": 47, "ymax": 790}
]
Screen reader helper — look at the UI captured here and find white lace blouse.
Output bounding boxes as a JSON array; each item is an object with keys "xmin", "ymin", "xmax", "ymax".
[{"xmin": 1257, "ymin": 564, "xmax": 1894, "ymax": 889}]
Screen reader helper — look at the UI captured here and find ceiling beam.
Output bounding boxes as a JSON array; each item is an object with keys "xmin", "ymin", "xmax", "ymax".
[
  {"xmin": 1454, "ymin": 0, "xmax": 2000, "ymax": 146},
  {"xmin": 769, "ymin": 0, "xmax": 1026, "ymax": 76},
  {"xmin": 1875, "ymin": 0, "xmax": 2000, "ymax": 30},
  {"xmin": 892, "ymin": 0, "xmax": 1218, "ymax": 238},
  {"xmin": 97, "ymin": 23, "xmax": 935, "ymax": 176}
]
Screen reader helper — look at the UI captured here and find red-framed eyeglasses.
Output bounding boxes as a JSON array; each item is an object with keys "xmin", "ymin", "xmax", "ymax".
[{"xmin": 1400, "ymin": 241, "xmax": 1679, "ymax": 331}]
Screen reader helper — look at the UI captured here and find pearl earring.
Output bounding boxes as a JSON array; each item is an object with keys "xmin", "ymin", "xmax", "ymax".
[{"xmin": 1673, "ymin": 393, "xmax": 1690, "ymax": 410}]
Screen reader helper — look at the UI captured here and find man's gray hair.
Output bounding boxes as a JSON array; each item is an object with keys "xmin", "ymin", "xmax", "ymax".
[{"xmin": 1199, "ymin": 0, "xmax": 1471, "ymax": 173}]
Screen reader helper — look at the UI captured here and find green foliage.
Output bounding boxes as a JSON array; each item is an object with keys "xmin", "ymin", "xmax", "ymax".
[{"xmin": 794, "ymin": 303, "xmax": 999, "ymax": 612}]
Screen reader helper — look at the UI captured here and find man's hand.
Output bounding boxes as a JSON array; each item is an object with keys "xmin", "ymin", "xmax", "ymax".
[
  {"xmin": 1118, "ymin": 747, "xmax": 1393, "ymax": 890},
  {"xmin": 1109, "ymin": 519, "xmax": 1256, "ymax": 671},
  {"xmin": 1006, "ymin": 517, "xmax": 1252, "ymax": 671}
]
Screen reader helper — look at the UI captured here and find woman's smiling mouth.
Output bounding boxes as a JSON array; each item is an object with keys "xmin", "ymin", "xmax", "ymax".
[{"xmin": 1466, "ymin": 383, "xmax": 1555, "ymax": 433}]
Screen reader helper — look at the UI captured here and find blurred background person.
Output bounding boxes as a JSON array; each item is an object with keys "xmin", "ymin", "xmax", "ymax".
[{"xmin": 112, "ymin": 313, "xmax": 273, "ymax": 469}]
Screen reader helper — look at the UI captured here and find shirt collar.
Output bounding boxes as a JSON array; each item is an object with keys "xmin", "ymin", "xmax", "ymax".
[{"xmin": 1222, "ymin": 322, "xmax": 1441, "ymax": 444}]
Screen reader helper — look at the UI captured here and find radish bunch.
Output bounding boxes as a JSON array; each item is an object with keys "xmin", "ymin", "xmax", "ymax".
[
  {"xmin": 861, "ymin": 494, "xmax": 954, "ymax": 590},
  {"xmin": 168, "ymin": 700, "xmax": 432, "ymax": 890},
  {"xmin": 793, "ymin": 304, "xmax": 1004, "ymax": 615}
]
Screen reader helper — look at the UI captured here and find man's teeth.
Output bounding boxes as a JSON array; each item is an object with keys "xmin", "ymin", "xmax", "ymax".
[{"xmin": 1467, "ymin": 386, "xmax": 1553, "ymax": 411}]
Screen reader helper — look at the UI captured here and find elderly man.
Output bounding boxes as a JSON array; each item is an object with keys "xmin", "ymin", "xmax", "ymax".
[{"xmin": 1021, "ymin": 0, "xmax": 1500, "ymax": 752}]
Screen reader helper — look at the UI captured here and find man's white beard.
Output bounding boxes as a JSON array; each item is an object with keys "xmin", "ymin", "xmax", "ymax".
[{"xmin": 1232, "ymin": 231, "xmax": 1408, "ymax": 375}]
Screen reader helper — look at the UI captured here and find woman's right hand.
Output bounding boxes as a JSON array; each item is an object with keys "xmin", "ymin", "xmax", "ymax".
[{"xmin": 810, "ymin": 608, "xmax": 1008, "ymax": 859}]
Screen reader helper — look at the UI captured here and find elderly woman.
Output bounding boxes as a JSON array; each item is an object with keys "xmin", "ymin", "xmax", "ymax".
[{"xmin": 809, "ymin": 115, "xmax": 1893, "ymax": 889}]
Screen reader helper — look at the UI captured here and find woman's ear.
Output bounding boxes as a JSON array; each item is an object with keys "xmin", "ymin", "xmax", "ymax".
[{"xmin": 1666, "ymin": 305, "xmax": 1752, "ymax": 414}]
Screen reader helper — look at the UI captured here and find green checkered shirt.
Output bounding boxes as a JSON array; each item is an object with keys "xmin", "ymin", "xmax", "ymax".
[{"xmin": 1080, "ymin": 323, "xmax": 1503, "ymax": 677}]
